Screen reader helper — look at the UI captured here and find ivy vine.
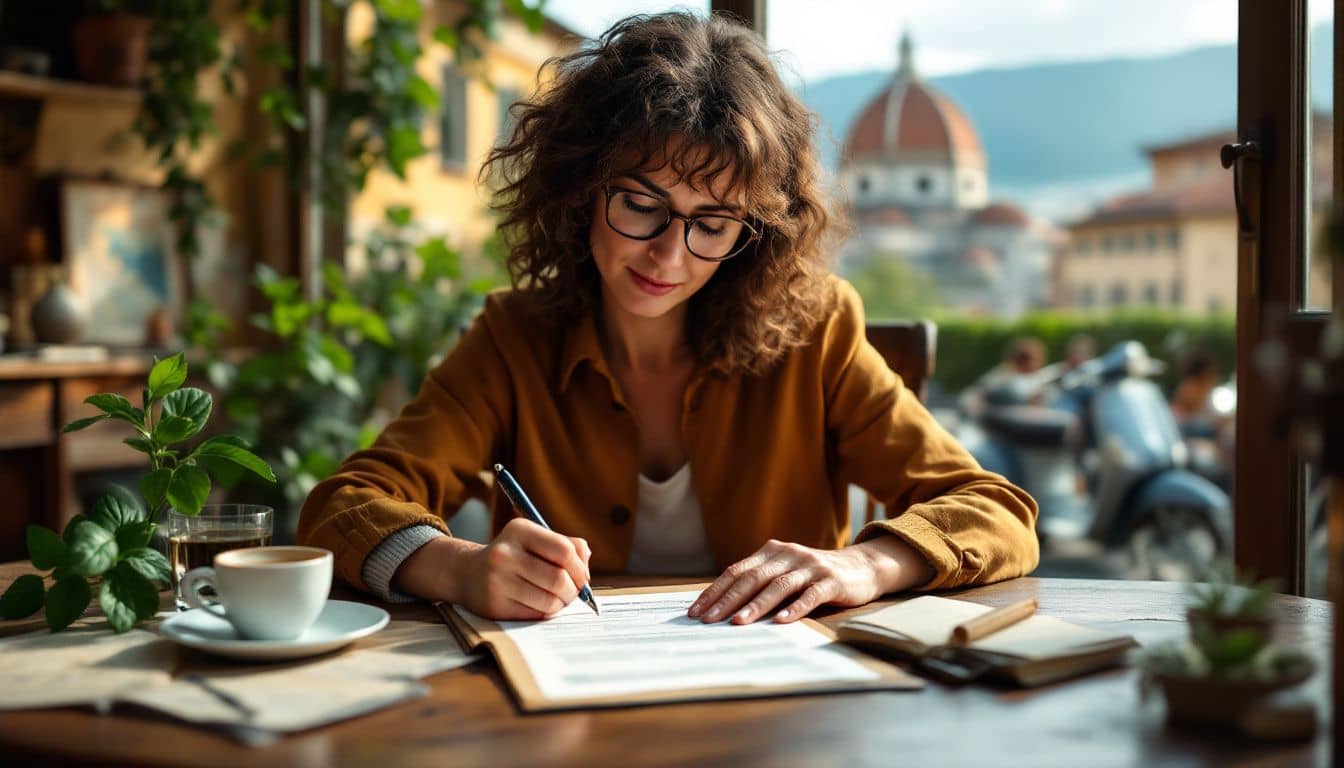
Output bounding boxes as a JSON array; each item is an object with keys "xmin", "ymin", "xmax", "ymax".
[{"xmin": 131, "ymin": 0, "xmax": 548, "ymax": 292}]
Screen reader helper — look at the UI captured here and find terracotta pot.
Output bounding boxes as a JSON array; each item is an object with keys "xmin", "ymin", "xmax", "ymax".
[
  {"xmin": 71, "ymin": 12, "xmax": 151, "ymax": 87},
  {"xmin": 1152, "ymin": 662, "xmax": 1315, "ymax": 729}
]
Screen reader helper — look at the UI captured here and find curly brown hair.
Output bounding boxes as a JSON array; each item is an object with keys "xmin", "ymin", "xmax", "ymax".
[{"xmin": 482, "ymin": 11, "xmax": 837, "ymax": 375}]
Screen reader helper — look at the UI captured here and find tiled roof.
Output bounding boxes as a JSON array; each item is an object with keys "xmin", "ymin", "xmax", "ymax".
[
  {"xmin": 972, "ymin": 202, "xmax": 1030, "ymax": 228},
  {"xmin": 1071, "ymin": 173, "xmax": 1232, "ymax": 227}
]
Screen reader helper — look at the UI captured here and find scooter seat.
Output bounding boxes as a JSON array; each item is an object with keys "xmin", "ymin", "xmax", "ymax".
[{"xmin": 982, "ymin": 406, "xmax": 1080, "ymax": 448}]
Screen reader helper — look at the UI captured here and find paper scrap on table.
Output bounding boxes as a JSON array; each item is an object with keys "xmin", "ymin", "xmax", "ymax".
[
  {"xmin": 122, "ymin": 619, "xmax": 477, "ymax": 736},
  {"xmin": 301, "ymin": 618, "xmax": 479, "ymax": 680},
  {"xmin": 490, "ymin": 590, "xmax": 879, "ymax": 700},
  {"xmin": 0, "ymin": 614, "xmax": 474, "ymax": 736},
  {"xmin": 118, "ymin": 669, "xmax": 429, "ymax": 736},
  {"xmin": 0, "ymin": 626, "xmax": 175, "ymax": 709}
]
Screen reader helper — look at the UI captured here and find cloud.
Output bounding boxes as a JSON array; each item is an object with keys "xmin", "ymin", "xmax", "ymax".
[{"xmin": 545, "ymin": 0, "xmax": 1252, "ymax": 82}]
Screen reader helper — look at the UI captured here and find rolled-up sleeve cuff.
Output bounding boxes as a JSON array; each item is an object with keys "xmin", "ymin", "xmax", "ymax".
[
  {"xmin": 361, "ymin": 525, "xmax": 448, "ymax": 603},
  {"xmin": 855, "ymin": 512, "xmax": 961, "ymax": 591}
]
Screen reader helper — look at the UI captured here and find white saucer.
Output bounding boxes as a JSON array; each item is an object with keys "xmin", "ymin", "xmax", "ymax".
[{"xmin": 159, "ymin": 600, "xmax": 390, "ymax": 661}]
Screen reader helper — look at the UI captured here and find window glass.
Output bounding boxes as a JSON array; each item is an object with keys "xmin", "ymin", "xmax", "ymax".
[
  {"xmin": 766, "ymin": 0, "xmax": 1239, "ymax": 582},
  {"xmin": 439, "ymin": 65, "xmax": 468, "ymax": 169},
  {"xmin": 1304, "ymin": 0, "xmax": 1335, "ymax": 311}
]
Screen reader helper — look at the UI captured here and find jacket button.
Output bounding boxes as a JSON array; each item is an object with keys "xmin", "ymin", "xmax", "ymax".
[{"xmin": 609, "ymin": 505, "xmax": 631, "ymax": 526}]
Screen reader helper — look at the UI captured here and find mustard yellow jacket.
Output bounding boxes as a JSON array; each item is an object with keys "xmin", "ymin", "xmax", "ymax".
[{"xmin": 297, "ymin": 279, "xmax": 1039, "ymax": 594}]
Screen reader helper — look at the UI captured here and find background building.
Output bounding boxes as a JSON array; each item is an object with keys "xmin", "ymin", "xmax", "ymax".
[
  {"xmin": 837, "ymin": 32, "xmax": 1059, "ymax": 318},
  {"xmin": 349, "ymin": 5, "xmax": 579, "ymax": 256},
  {"xmin": 1057, "ymin": 114, "xmax": 1333, "ymax": 314}
]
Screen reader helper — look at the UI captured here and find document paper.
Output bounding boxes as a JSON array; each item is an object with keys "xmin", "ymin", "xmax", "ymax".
[{"xmin": 490, "ymin": 590, "xmax": 880, "ymax": 700}]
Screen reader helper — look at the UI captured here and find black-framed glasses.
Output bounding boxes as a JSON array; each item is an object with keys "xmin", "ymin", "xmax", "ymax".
[{"xmin": 603, "ymin": 185, "xmax": 759, "ymax": 262}]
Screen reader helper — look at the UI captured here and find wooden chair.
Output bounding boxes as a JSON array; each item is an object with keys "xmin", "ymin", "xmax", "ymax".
[{"xmin": 861, "ymin": 320, "xmax": 938, "ymax": 525}]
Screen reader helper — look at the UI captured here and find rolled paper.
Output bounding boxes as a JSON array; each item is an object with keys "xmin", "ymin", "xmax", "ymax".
[{"xmin": 950, "ymin": 598, "xmax": 1038, "ymax": 645}]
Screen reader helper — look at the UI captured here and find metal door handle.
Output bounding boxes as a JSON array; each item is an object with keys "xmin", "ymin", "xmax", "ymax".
[
  {"xmin": 1221, "ymin": 140, "xmax": 1262, "ymax": 298},
  {"xmin": 1221, "ymin": 140, "xmax": 1261, "ymax": 236}
]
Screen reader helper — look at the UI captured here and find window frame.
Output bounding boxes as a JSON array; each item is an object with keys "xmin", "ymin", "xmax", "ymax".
[{"xmin": 1235, "ymin": 0, "xmax": 1336, "ymax": 593}]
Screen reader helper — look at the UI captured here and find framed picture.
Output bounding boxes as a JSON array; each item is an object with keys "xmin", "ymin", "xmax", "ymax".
[{"xmin": 60, "ymin": 179, "xmax": 181, "ymax": 347}]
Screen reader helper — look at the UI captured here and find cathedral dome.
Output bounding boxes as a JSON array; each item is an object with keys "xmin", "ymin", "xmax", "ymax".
[
  {"xmin": 972, "ymin": 202, "xmax": 1030, "ymax": 228},
  {"xmin": 842, "ymin": 33, "xmax": 986, "ymax": 169}
]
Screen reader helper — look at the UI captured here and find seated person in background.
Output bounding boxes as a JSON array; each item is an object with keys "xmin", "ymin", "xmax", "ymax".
[
  {"xmin": 961, "ymin": 336, "xmax": 1050, "ymax": 414},
  {"xmin": 1062, "ymin": 333, "xmax": 1096, "ymax": 372},
  {"xmin": 1006, "ymin": 336, "xmax": 1048, "ymax": 377},
  {"xmin": 1169, "ymin": 349, "xmax": 1221, "ymax": 426},
  {"xmin": 1169, "ymin": 349, "xmax": 1234, "ymax": 478},
  {"xmin": 297, "ymin": 12, "xmax": 1039, "ymax": 624},
  {"xmin": 981, "ymin": 336, "xmax": 1048, "ymax": 385}
]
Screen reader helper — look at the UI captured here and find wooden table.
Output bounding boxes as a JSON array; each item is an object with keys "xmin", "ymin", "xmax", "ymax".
[{"xmin": 0, "ymin": 563, "xmax": 1333, "ymax": 767}]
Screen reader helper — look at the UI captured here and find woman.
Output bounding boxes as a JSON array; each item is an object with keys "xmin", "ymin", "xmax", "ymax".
[{"xmin": 297, "ymin": 12, "xmax": 1038, "ymax": 624}]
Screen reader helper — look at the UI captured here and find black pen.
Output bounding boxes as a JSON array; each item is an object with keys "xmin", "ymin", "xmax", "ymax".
[{"xmin": 493, "ymin": 463, "xmax": 600, "ymax": 616}]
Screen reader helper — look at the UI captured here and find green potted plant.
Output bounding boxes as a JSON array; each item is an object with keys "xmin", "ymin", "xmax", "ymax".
[
  {"xmin": 0, "ymin": 353, "xmax": 275, "ymax": 633},
  {"xmin": 72, "ymin": 0, "xmax": 152, "ymax": 87},
  {"xmin": 1141, "ymin": 561, "xmax": 1316, "ymax": 731},
  {"xmin": 1184, "ymin": 560, "xmax": 1277, "ymax": 653}
]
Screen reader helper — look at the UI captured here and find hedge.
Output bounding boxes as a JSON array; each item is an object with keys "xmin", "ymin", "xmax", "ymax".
[{"xmin": 925, "ymin": 310, "xmax": 1236, "ymax": 395}]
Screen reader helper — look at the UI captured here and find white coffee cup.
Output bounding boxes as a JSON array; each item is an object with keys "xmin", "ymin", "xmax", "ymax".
[{"xmin": 181, "ymin": 546, "xmax": 333, "ymax": 641}]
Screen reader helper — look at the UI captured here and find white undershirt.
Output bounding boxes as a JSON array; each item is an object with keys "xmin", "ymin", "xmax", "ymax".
[{"xmin": 625, "ymin": 463, "xmax": 717, "ymax": 575}]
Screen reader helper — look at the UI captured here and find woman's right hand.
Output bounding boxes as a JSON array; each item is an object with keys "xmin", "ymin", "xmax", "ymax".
[{"xmin": 400, "ymin": 518, "xmax": 591, "ymax": 620}]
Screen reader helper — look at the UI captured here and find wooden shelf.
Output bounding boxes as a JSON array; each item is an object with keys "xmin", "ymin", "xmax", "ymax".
[
  {"xmin": 0, "ymin": 351, "xmax": 155, "ymax": 381},
  {"xmin": 0, "ymin": 70, "xmax": 140, "ymax": 107}
]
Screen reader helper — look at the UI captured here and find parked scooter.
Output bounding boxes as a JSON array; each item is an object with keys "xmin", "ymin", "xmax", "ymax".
[{"xmin": 955, "ymin": 342, "xmax": 1233, "ymax": 580}]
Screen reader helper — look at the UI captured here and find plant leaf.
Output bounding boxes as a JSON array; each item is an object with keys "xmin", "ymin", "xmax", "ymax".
[
  {"xmin": 62, "ymin": 515, "xmax": 89, "ymax": 545},
  {"xmin": 141, "ymin": 468, "xmax": 173, "ymax": 509},
  {"xmin": 84, "ymin": 393, "xmax": 143, "ymax": 425},
  {"xmin": 148, "ymin": 352, "xmax": 188, "ymax": 399},
  {"xmin": 432, "ymin": 24, "xmax": 457, "ymax": 47},
  {"xmin": 100, "ymin": 563, "xmax": 160, "ymax": 633},
  {"xmin": 0, "ymin": 574, "xmax": 44, "ymax": 619},
  {"xmin": 88, "ymin": 485, "xmax": 146, "ymax": 531},
  {"xmin": 120, "ymin": 547, "xmax": 171, "ymax": 587},
  {"xmin": 67, "ymin": 521, "xmax": 118, "ymax": 577},
  {"xmin": 62, "ymin": 414, "xmax": 109, "ymax": 433},
  {"xmin": 26, "ymin": 525, "xmax": 67, "ymax": 569},
  {"xmin": 406, "ymin": 74, "xmax": 439, "ymax": 109},
  {"xmin": 194, "ymin": 438, "xmax": 277, "ymax": 482},
  {"xmin": 124, "ymin": 436, "xmax": 156, "ymax": 454},
  {"xmin": 153, "ymin": 415, "xmax": 199, "ymax": 444},
  {"xmin": 161, "ymin": 387, "xmax": 212, "ymax": 432},
  {"xmin": 45, "ymin": 576, "xmax": 92, "ymax": 632},
  {"xmin": 115, "ymin": 521, "xmax": 157, "ymax": 553},
  {"xmin": 166, "ymin": 465, "xmax": 211, "ymax": 516}
]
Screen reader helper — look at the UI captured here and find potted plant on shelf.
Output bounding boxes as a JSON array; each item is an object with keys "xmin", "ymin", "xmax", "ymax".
[
  {"xmin": 1140, "ymin": 561, "xmax": 1316, "ymax": 735},
  {"xmin": 0, "ymin": 352, "xmax": 275, "ymax": 633},
  {"xmin": 71, "ymin": 0, "xmax": 152, "ymax": 87}
]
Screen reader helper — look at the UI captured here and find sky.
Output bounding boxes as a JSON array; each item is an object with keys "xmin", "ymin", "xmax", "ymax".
[{"xmin": 544, "ymin": 0, "xmax": 1334, "ymax": 83}]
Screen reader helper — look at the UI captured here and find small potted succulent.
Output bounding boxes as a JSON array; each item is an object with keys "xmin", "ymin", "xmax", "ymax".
[
  {"xmin": 1140, "ymin": 561, "xmax": 1316, "ymax": 732},
  {"xmin": 71, "ymin": 0, "xmax": 152, "ymax": 87}
]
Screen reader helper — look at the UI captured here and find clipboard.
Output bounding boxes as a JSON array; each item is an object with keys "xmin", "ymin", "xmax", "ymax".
[{"xmin": 434, "ymin": 583, "xmax": 923, "ymax": 712}]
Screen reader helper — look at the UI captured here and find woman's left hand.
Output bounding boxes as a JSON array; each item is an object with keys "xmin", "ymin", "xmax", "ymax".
[{"xmin": 687, "ymin": 537, "xmax": 931, "ymax": 624}]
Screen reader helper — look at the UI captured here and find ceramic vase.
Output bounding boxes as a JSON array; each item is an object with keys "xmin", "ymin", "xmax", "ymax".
[{"xmin": 30, "ymin": 274, "xmax": 85, "ymax": 344}]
